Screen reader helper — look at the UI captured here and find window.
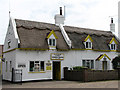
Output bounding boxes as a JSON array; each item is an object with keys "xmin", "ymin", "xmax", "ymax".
[
  {"xmin": 49, "ymin": 39, "xmax": 56, "ymax": 46},
  {"xmin": 85, "ymin": 42, "xmax": 92, "ymax": 49},
  {"xmin": 111, "ymin": 44, "xmax": 116, "ymax": 50},
  {"xmin": 8, "ymin": 39, "xmax": 11, "ymax": 48},
  {"xmin": 6, "ymin": 61, "xmax": 8, "ymax": 72},
  {"xmin": 29, "ymin": 61, "xmax": 45, "ymax": 72},
  {"xmin": 10, "ymin": 61, "xmax": 12, "ymax": 72},
  {"xmin": 82, "ymin": 60, "xmax": 94, "ymax": 69},
  {"xmin": 41, "ymin": 61, "xmax": 44, "ymax": 71}
]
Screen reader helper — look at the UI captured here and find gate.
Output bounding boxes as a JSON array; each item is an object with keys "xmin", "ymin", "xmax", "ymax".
[{"xmin": 12, "ymin": 68, "xmax": 22, "ymax": 83}]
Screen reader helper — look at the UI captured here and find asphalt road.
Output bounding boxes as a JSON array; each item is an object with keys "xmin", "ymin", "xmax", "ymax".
[{"xmin": 2, "ymin": 80, "xmax": 119, "ymax": 88}]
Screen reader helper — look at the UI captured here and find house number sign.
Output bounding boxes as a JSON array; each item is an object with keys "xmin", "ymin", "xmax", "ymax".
[{"xmin": 51, "ymin": 53, "xmax": 64, "ymax": 60}]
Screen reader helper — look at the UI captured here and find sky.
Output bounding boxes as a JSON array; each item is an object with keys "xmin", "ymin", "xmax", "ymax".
[{"xmin": 0, "ymin": 0, "xmax": 119, "ymax": 44}]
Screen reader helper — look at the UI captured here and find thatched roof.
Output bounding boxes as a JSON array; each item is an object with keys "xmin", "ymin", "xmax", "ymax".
[{"xmin": 15, "ymin": 19, "xmax": 120, "ymax": 51}]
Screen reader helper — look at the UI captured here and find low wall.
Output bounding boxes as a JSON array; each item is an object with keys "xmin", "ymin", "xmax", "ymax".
[{"xmin": 64, "ymin": 67, "xmax": 118, "ymax": 82}]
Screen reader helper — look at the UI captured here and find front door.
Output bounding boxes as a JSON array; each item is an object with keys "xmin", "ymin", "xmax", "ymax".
[
  {"xmin": 53, "ymin": 61, "xmax": 61, "ymax": 80},
  {"xmin": 102, "ymin": 61, "xmax": 107, "ymax": 70}
]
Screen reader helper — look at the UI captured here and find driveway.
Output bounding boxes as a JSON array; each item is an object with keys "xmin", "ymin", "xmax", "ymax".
[{"xmin": 2, "ymin": 80, "xmax": 119, "ymax": 88}]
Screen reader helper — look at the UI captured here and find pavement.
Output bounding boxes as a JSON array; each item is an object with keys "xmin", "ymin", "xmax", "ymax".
[{"xmin": 2, "ymin": 80, "xmax": 119, "ymax": 88}]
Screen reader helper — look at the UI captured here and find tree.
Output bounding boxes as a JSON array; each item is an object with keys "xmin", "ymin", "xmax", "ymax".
[{"xmin": 112, "ymin": 56, "xmax": 120, "ymax": 69}]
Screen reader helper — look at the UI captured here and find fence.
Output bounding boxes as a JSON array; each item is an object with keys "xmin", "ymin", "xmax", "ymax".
[{"xmin": 64, "ymin": 67, "xmax": 118, "ymax": 82}]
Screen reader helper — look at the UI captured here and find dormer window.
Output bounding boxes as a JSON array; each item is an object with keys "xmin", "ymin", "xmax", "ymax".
[
  {"xmin": 84, "ymin": 35, "xmax": 93, "ymax": 49},
  {"xmin": 47, "ymin": 30, "xmax": 58, "ymax": 49},
  {"xmin": 86, "ymin": 42, "xmax": 92, "ymax": 49},
  {"xmin": 109, "ymin": 37, "xmax": 118, "ymax": 50},
  {"xmin": 49, "ymin": 39, "xmax": 56, "ymax": 46},
  {"xmin": 111, "ymin": 44, "xmax": 116, "ymax": 50}
]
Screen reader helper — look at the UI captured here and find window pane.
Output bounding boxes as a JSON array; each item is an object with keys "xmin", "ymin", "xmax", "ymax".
[
  {"xmin": 86, "ymin": 42, "xmax": 88, "ymax": 48},
  {"xmin": 82, "ymin": 60, "xmax": 86, "ymax": 67},
  {"xmin": 86, "ymin": 60, "xmax": 90, "ymax": 68},
  {"xmin": 35, "ymin": 61, "xmax": 39, "ymax": 63},
  {"xmin": 91, "ymin": 60, "xmax": 94, "ymax": 69},
  {"xmin": 89, "ymin": 42, "xmax": 91, "ymax": 48},
  {"xmin": 6, "ymin": 61, "xmax": 7, "ymax": 72},
  {"xmin": 49, "ymin": 39, "xmax": 52, "ymax": 46},
  {"xmin": 53, "ymin": 39, "xmax": 55, "ymax": 46},
  {"xmin": 114, "ymin": 44, "xmax": 115, "ymax": 50},
  {"xmin": 41, "ymin": 61, "xmax": 44, "ymax": 71},
  {"xmin": 30, "ymin": 61, "xmax": 34, "ymax": 72},
  {"xmin": 34, "ymin": 63, "xmax": 40, "ymax": 72},
  {"xmin": 111, "ymin": 44, "xmax": 113, "ymax": 49},
  {"xmin": 10, "ymin": 61, "xmax": 12, "ymax": 72}
]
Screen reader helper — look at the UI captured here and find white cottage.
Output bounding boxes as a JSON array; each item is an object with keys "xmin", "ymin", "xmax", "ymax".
[{"xmin": 2, "ymin": 15, "xmax": 120, "ymax": 81}]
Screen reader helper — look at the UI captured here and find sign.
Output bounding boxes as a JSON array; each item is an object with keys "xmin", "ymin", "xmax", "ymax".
[
  {"xmin": 46, "ymin": 63, "xmax": 52, "ymax": 70},
  {"xmin": 18, "ymin": 64, "xmax": 26, "ymax": 68},
  {"xmin": 51, "ymin": 53, "xmax": 64, "ymax": 60}
]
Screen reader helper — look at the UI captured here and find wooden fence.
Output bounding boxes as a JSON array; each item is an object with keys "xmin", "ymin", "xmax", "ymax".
[{"xmin": 64, "ymin": 67, "xmax": 119, "ymax": 82}]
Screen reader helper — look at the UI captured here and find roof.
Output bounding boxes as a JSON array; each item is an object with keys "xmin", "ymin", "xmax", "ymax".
[{"xmin": 15, "ymin": 19, "xmax": 120, "ymax": 51}]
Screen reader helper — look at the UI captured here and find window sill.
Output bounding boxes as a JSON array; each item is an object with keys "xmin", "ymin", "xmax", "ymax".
[
  {"xmin": 28, "ymin": 71, "xmax": 46, "ymax": 73},
  {"xmin": 85, "ymin": 48, "xmax": 92, "ymax": 50},
  {"xmin": 49, "ymin": 46, "xmax": 56, "ymax": 48},
  {"xmin": 110, "ymin": 50, "xmax": 116, "ymax": 52}
]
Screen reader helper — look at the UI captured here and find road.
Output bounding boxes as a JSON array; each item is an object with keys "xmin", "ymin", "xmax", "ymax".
[{"xmin": 2, "ymin": 80, "xmax": 119, "ymax": 88}]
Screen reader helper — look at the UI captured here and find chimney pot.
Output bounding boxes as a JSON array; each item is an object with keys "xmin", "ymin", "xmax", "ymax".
[
  {"xmin": 60, "ymin": 7, "xmax": 62, "ymax": 15},
  {"xmin": 111, "ymin": 18, "xmax": 113, "ymax": 23}
]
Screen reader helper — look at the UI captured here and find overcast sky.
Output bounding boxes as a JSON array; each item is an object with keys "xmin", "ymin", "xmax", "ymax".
[{"xmin": 0, "ymin": 0, "xmax": 119, "ymax": 44}]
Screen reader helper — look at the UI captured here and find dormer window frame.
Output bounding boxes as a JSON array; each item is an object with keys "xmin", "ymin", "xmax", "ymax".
[
  {"xmin": 84, "ymin": 35, "xmax": 93, "ymax": 49},
  {"xmin": 48, "ymin": 38, "xmax": 56, "ymax": 47},
  {"xmin": 85, "ymin": 41, "xmax": 92, "ymax": 49},
  {"xmin": 109, "ymin": 37, "xmax": 118, "ymax": 51},
  {"xmin": 47, "ymin": 30, "xmax": 58, "ymax": 49}
]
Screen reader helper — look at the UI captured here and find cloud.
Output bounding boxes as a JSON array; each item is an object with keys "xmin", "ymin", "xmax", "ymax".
[{"xmin": 0, "ymin": 0, "xmax": 119, "ymax": 44}]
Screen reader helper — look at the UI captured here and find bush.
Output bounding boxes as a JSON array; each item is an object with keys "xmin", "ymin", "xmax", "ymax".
[
  {"xmin": 112, "ymin": 56, "xmax": 120, "ymax": 69},
  {"xmin": 73, "ymin": 66, "xmax": 87, "ymax": 71}
]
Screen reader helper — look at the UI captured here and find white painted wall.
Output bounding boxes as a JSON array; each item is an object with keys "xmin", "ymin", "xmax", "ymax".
[
  {"xmin": 3, "ymin": 18, "xmax": 18, "ymax": 52},
  {"xmin": 12, "ymin": 49, "xmax": 117, "ymax": 81},
  {"xmin": 2, "ymin": 50, "xmax": 16, "ymax": 81},
  {"xmin": 3, "ymin": 18, "xmax": 18, "ymax": 81}
]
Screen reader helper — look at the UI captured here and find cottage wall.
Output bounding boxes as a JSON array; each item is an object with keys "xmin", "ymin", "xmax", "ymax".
[
  {"xmin": 3, "ymin": 18, "xmax": 18, "ymax": 81},
  {"xmin": 2, "ymin": 50, "xmax": 16, "ymax": 81},
  {"xmin": 14, "ymin": 49, "xmax": 117, "ymax": 81}
]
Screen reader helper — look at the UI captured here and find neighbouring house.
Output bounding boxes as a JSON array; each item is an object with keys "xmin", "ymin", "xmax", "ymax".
[
  {"xmin": 0, "ymin": 45, "xmax": 3, "ymax": 74},
  {"xmin": 2, "ymin": 8, "xmax": 120, "ymax": 81}
]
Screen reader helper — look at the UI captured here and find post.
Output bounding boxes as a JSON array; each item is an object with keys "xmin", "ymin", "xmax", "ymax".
[
  {"xmin": 83, "ymin": 67, "xmax": 88, "ymax": 82},
  {"xmin": 64, "ymin": 67, "xmax": 68, "ymax": 80},
  {"xmin": 11, "ymin": 68, "xmax": 14, "ymax": 83}
]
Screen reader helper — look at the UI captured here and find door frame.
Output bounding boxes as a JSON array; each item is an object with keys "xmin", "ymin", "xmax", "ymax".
[
  {"xmin": 102, "ymin": 61, "xmax": 107, "ymax": 70},
  {"xmin": 52, "ymin": 61, "xmax": 61, "ymax": 80}
]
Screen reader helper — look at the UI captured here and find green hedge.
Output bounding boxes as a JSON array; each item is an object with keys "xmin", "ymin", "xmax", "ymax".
[{"xmin": 73, "ymin": 66, "xmax": 87, "ymax": 70}]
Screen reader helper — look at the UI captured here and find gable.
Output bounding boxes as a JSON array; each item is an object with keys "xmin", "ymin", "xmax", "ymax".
[
  {"xmin": 96, "ymin": 54, "xmax": 111, "ymax": 61},
  {"xmin": 3, "ymin": 18, "xmax": 19, "ymax": 52},
  {"xmin": 47, "ymin": 30, "xmax": 58, "ymax": 39},
  {"xmin": 109, "ymin": 37, "xmax": 118, "ymax": 44},
  {"xmin": 84, "ymin": 35, "xmax": 93, "ymax": 42}
]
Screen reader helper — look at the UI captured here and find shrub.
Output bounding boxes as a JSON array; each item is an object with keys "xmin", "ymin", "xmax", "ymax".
[
  {"xmin": 73, "ymin": 66, "xmax": 87, "ymax": 71},
  {"xmin": 112, "ymin": 56, "xmax": 120, "ymax": 69}
]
